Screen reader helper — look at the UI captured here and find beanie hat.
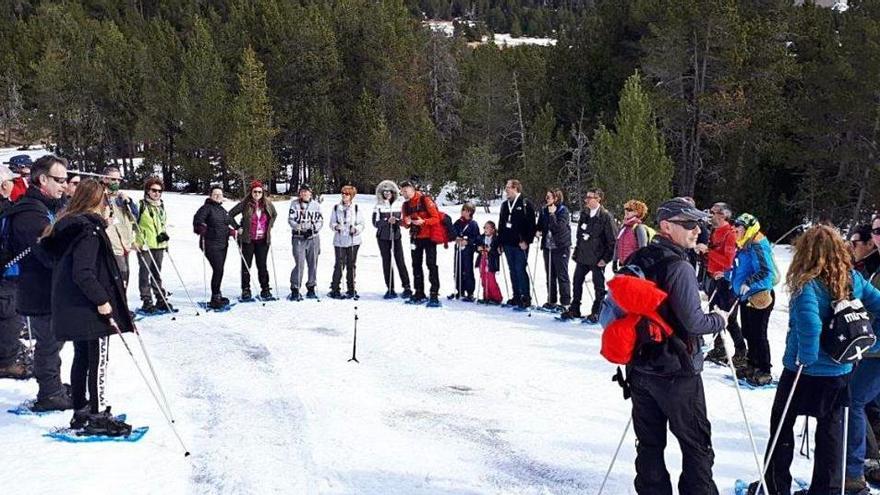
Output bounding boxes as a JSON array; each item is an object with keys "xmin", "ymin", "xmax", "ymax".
[{"xmin": 250, "ymin": 180, "xmax": 263, "ymax": 191}]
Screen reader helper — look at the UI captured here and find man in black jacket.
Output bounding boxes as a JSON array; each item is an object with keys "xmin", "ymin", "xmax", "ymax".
[
  {"xmin": 626, "ymin": 197, "xmax": 727, "ymax": 495},
  {"xmin": 561, "ymin": 188, "xmax": 617, "ymax": 322},
  {"xmin": 497, "ymin": 179, "xmax": 537, "ymax": 309},
  {"xmin": 9, "ymin": 154, "xmax": 71, "ymax": 410}
]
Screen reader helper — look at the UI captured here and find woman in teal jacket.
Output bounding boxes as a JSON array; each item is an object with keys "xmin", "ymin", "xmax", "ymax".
[
  {"xmin": 747, "ymin": 225, "xmax": 880, "ymax": 495},
  {"xmin": 730, "ymin": 213, "xmax": 778, "ymax": 386}
]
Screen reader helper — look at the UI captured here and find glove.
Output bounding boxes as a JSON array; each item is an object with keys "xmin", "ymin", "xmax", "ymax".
[
  {"xmin": 194, "ymin": 224, "xmax": 207, "ymax": 236},
  {"xmin": 229, "ymin": 227, "xmax": 238, "ymax": 239},
  {"xmin": 739, "ymin": 284, "xmax": 750, "ymax": 296},
  {"xmin": 301, "ymin": 229, "xmax": 313, "ymax": 238},
  {"xmin": 156, "ymin": 232, "xmax": 170, "ymax": 243}
]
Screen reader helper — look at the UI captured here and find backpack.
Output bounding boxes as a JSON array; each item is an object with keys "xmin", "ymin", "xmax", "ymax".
[
  {"xmin": 416, "ymin": 194, "xmax": 455, "ymax": 246},
  {"xmin": 0, "ymin": 208, "xmax": 53, "ymax": 279},
  {"xmin": 821, "ymin": 298, "xmax": 876, "ymax": 363},
  {"xmin": 599, "ymin": 265, "xmax": 674, "ymax": 365}
]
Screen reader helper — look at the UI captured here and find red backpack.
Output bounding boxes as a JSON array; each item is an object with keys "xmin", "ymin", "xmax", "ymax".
[
  {"xmin": 414, "ymin": 194, "xmax": 456, "ymax": 247},
  {"xmin": 600, "ymin": 274, "xmax": 674, "ymax": 365}
]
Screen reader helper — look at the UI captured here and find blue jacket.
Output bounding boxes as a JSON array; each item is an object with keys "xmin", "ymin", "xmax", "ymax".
[
  {"xmin": 453, "ymin": 218, "xmax": 480, "ymax": 254},
  {"xmin": 730, "ymin": 236, "xmax": 777, "ymax": 300},
  {"xmin": 783, "ymin": 270, "xmax": 880, "ymax": 376}
]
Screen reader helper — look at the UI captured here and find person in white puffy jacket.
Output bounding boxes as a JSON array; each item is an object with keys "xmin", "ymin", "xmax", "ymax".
[{"xmin": 329, "ymin": 185, "xmax": 365, "ymax": 299}]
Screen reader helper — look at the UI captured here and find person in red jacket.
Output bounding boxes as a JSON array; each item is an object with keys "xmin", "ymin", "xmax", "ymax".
[
  {"xmin": 703, "ymin": 202, "xmax": 746, "ymax": 365},
  {"xmin": 6, "ymin": 154, "xmax": 32, "ymax": 202},
  {"xmin": 400, "ymin": 181, "xmax": 442, "ymax": 306}
]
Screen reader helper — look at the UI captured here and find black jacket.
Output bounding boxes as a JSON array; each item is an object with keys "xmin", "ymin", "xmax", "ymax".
[
  {"xmin": 498, "ymin": 195, "xmax": 537, "ymax": 247},
  {"xmin": 628, "ymin": 237, "xmax": 726, "ymax": 377},
  {"xmin": 572, "ymin": 206, "xmax": 617, "ymax": 266},
  {"xmin": 9, "ymin": 187, "xmax": 62, "ymax": 316},
  {"xmin": 537, "ymin": 203, "xmax": 572, "ymax": 251},
  {"xmin": 193, "ymin": 199, "xmax": 233, "ymax": 249},
  {"xmin": 41, "ymin": 213, "xmax": 133, "ymax": 341},
  {"xmin": 475, "ymin": 235, "xmax": 501, "ymax": 273}
]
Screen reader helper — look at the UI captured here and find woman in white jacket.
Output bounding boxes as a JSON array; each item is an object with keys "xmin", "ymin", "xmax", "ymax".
[{"xmin": 329, "ymin": 185, "xmax": 365, "ymax": 299}]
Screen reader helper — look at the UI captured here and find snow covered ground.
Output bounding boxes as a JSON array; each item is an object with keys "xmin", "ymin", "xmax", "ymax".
[{"xmin": 0, "ymin": 165, "xmax": 825, "ymax": 493}]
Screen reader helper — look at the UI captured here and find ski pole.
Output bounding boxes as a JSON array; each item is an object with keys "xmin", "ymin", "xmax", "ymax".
[
  {"xmin": 761, "ymin": 365, "xmax": 805, "ymax": 484},
  {"xmin": 25, "ymin": 316, "xmax": 33, "ymax": 355},
  {"xmin": 233, "ymin": 239, "xmax": 260, "ymax": 304},
  {"xmin": 164, "ymin": 249, "xmax": 201, "ymax": 315},
  {"xmin": 500, "ymin": 250, "xmax": 511, "ymax": 302},
  {"xmin": 842, "ymin": 406, "xmax": 849, "ymax": 495},
  {"xmin": 721, "ymin": 298, "xmax": 767, "ymax": 495},
  {"xmin": 128, "ymin": 319, "xmax": 177, "ymax": 424},
  {"xmin": 387, "ymin": 235, "xmax": 396, "ymax": 294},
  {"xmin": 597, "ymin": 415, "xmax": 631, "ymax": 495},
  {"xmin": 348, "ymin": 306, "xmax": 359, "ymax": 363},
  {"xmin": 268, "ymin": 243, "xmax": 280, "ymax": 299},
  {"xmin": 108, "ymin": 318, "xmax": 190, "ymax": 457},
  {"xmin": 136, "ymin": 250, "xmax": 176, "ymax": 321},
  {"xmin": 200, "ymin": 237, "xmax": 208, "ymax": 303},
  {"xmin": 547, "ymin": 246, "xmax": 553, "ymax": 308},
  {"xmin": 799, "ymin": 417, "xmax": 811, "ymax": 459}
]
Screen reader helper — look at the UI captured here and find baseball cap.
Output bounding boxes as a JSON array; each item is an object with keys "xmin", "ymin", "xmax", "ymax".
[{"xmin": 656, "ymin": 197, "xmax": 710, "ymax": 223}]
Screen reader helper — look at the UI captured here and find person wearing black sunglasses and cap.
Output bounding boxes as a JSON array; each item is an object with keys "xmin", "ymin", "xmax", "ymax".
[{"xmin": 624, "ymin": 197, "xmax": 727, "ymax": 495}]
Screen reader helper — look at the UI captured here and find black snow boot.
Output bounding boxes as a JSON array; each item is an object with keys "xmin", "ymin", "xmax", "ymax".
[
  {"xmin": 306, "ymin": 287, "xmax": 318, "ymax": 299},
  {"xmin": 81, "ymin": 407, "xmax": 132, "ymax": 437},
  {"xmin": 32, "ymin": 389, "xmax": 73, "ymax": 412},
  {"xmin": 260, "ymin": 288, "xmax": 273, "ymax": 300},
  {"xmin": 241, "ymin": 287, "xmax": 253, "ymax": 301},
  {"xmin": 208, "ymin": 294, "xmax": 226, "ymax": 310},
  {"xmin": 140, "ymin": 300, "xmax": 156, "ymax": 314},
  {"xmin": 400, "ymin": 288, "xmax": 413, "ymax": 299}
]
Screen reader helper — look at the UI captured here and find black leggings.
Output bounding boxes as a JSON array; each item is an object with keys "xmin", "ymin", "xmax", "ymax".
[
  {"xmin": 740, "ymin": 291, "xmax": 775, "ymax": 372},
  {"xmin": 70, "ymin": 338, "xmax": 108, "ymax": 413},
  {"xmin": 240, "ymin": 239, "xmax": 270, "ymax": 291},
  {"xmin": 204, "ymin": 244, "xmax": 228, "ymax": 297}
]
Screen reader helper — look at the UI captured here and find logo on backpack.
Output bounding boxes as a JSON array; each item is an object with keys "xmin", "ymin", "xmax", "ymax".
[{"xmin": 821, "ymin": 298, "xmax": 875, "ymax": 363}]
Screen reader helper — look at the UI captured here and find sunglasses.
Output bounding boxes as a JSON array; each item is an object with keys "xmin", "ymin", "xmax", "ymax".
[
  {"xmin": 668, "ymin": 219, "xmax": 700, "ymax": 230},
  {"xmin": 47, "ymin": 175, "xmax": 67, "ymax": 184},
  {"xmin": 252, "ymin": 190, "xmax": 263, "ymax": 195},
  {"xmin": 585, "ymin": 195, "xmax": 599, "ymax": 200},
  {"xmin": 149, "ymin": 188, "xmax": 163, "ymax": 193}
]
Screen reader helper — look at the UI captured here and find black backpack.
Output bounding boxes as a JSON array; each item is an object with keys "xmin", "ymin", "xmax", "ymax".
[{"xmin": 821, "ymin": 298, "xmax": 876, "ymax": 363}]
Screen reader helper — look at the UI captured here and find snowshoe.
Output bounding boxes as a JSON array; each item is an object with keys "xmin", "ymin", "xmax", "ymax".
[
  {"xmin": 201, "ymin": 297, "xmax": 235, "ymax": 312},
  {"xmin": 327, "ymin": 290, "xmax": 345, "ymax": 300},
  {"xmin": 305, "ymin": 287, "xmax": 318, "ymax": 299},
  {"xmin": 447, "ymin": 292, "xmax": 459, "ymax": 300},
  {"xmin": 479, "ymin": 298, "xmax": 502, "ymax": 306},
  {"xmin": 240, "ymin": 288, "xmax": 255, "ymax": 302},
  {"xmin": 866, "ymin": 462, "xmax": 880, "ymax": 485},
  {"xmin": 747, "ymin": 371, "xmax": 774, "ymax": 388},
  {"xmin": 400, "ymin": 288, "xmax": 413, "ymax": 299},
  {"xmin": 383, "ymin": 290, "xmax": 398, "ymax": 300},
  {"xmin": 259, "ymin": 288, "xmax": 276, "ymax": 301},
  {"xmin": 406, "ymin": 293, "xmax": 428, "ymax": 305},
  {"xmin": 583, "ymin": 314, "xmax": 600, "ymax": 324},
  {"xmin": 153, "ymin": 299, "xmax": 176, "ymax": 313},
  {"xmin": 139, "ymin": 301, "xmax": 156, "ymax": 315},
  {"xmin": 287, "ymin": 289, "xmax": 303, "ymax": 302},
  {"xmin": 426, "ymin": 296, "xmax": 442, "ymax": 308},
  {"xmin": 461, "ymin": 295, "xmax": 476, "ymax": 303},
  {"xmin": 502, "ymin": 297, "xmax": 518, "ymax": 308},
  {"xmin": 346, "ymin": 290, "xmax": 359, "ymax": 300},
  {"xmin": 724, "ymin": 374, "xmax": 777, "ymax": 390},
  {"xmin": 80, "ymin": 407, "xmax": 132, "ymax": 437},
  {"xmin": 557, "ymin": 308, "xmax": 581, "ymax": 321},
  {"xmin": 705, "ymin": 346, "xmax": 727, "ymax": 364}
]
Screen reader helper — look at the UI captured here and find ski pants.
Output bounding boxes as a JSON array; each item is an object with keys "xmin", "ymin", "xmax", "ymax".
[
  {"xmin": 290, "ymin": 236, "xmax": 320, "ymax": 291},
  {"xmin": 411, "ymin": 238, "xmax": 439, "ymax": 297},
  {"xmin": 240, "ymin": 239, "xmax": 270, "ymax": 291},
  {"xmin": 740, "ymin": 292, "xmax": 774, "ymax": 373},
  {"xmin": 377, "ymin": 238, "xmax": 410, "ymax": 292},
  {"xmin": 70, "ymin": 337, "xmax": 108, "ymax": 414},
  {"xmin": 503, "ymin": 245, "xmax": 529, "ymax": 302},
  {"xmin": 543, "ymin": 248, "xmax": 571, "ymax": 306},
  {"xmin": 848, "ymin": 359, "xmax": 880, "ymax": 478},
  {"xmin": 204, "ymin": 243, "xmax": 228, "ymax": 297},
  {"xmin": 763, "ymin": 368, "xmax": 849, "ymax": 495},
  {"xmin": 453, "ymin": 245, "xmax": 476, "ymax": 297},
  {"xmin": 571, "ymin": 262, "xmax": 605, "ymax": 316},
  {"xmin": 137, "ymin": 248, "xmax": 165, "ymax": 303},
  {"xmin": 479, "ymin": 256, "xmax": 502, "ymax": 303},
  {"xmin": 331, "ymin": 245, "xmax": 359, "ymax": 292},
  {"xmin": 29, "ymin": 314, "xmax": 65, "ymax": 401},
  {"xmin": 630, "ymin": 370, "xmax": 718, "ymax": 495},
  {"xmin": 0, "ymin": 281, "xmax": 20, "ymax": 367}
]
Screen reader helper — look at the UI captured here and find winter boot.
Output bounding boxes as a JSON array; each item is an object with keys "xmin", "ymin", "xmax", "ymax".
[
  {"xmin": 31, "ymin": 390, "xmax": 73, "ymax": 412},
  {"xmin": 153, "ymin": 298, "xmax": 174, "ymax": 312},
  {"xmin": 260, "ymin": 288, "xmax": 273, "ymax": 300},
  {"xmin": 705, "ymin": 345, "xmax": 727, "ymax": 364},
  {"xmin": 504, "ymin": 297, "xmax": 519, "ymax": 307},
  {"xmin": 408, "ymin": 292, "xmax": 427, "ymax": 304},
  {"xmin": 82, "ymin": 407, "xmax": 132, "ymax": 437},
  {"xmin": 306, "ymin": 286, "xmax": 318, "ymax": 299},
  {"xmin": 462, "ymin": 294, "xmax": 475, "ymax": 303},
  {"xmin": 139, "ymin": 300, "xmax": 156, "ymax": 314},
  {"xmin": 746, "ymin": 480, "xmax": 783, "ymax": 495},
  {"xmin": 241, "ymin": 288, "xmax": 253, "ymax": 301},
  {"xmin": 559, "ymin": 307, "xmax": 581, "ymax": 321},
  {"xmin": 736, "ymin": 363, "xmax": 756, "ymax": 380},
  {"xmin": 542, "ymin": 302, "xmax": 556, "ymax": 311},
  {"xmin": 584, "ymin": 313, "xmax": 600, "ymax": 324},
  {"xmin": 327, "ymin": 290, "xmax": 344, "ymax": 299},
  {"xmin": 208, "ymin": 294, "xmax": 226, "ymax": 310},
  {"xmin": 845, "ymin": 476, "xmax": 868, "ymax": 494},
  {"xmin": 0, "ymin": 358, "xmax": 31, "ymax": 380},
  {"xmin": 383, "ymin": 289, "xmax": 398, "ymax": 300},
  {"xmin": 865, "ymin": 460, "xmax": 880, "ymax": 485},
  {"xmin": 400, "ymin": 288, "xmax": 413, "ymax": 299},
  {"xmin": 70, "ymin": 406, "xmax": 91, "ymax": 430},
  {"xmin": 345, "ymin": 290, "xmax": 359, "ymax": 300},
  {"xmin": 427, "ymin": 294, "xmax": 441, "ymax": 308},
  {"xmin": 748, "ymin": 370, "xmax": 773, "ymax": 387},
  {"xmin": 287, "ymin": 288, "xmax": 302, "ymax": 301}
]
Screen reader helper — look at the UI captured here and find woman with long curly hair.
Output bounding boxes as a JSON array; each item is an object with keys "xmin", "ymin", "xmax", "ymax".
[{"xmin": 746, "ymin": 225, "xmax": 880, "ymax": 495}]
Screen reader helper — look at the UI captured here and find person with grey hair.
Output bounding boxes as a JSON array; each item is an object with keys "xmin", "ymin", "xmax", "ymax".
[
  {"xmin": 0, "ymin": 164, "xmax": 28, "ymax": 380},
  {"xmin": 100, "ymin": 166, "xmax": 139, "ymax": 291}
]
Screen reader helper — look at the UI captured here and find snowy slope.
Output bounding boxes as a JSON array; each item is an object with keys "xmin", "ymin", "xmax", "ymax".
[{"xmin": 0, "ymin": 179, "xmax": 824, "ymax": 494}]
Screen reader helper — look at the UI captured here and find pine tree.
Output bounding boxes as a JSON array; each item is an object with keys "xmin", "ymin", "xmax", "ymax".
[
  {"xmin": 227, "ymin": 46, "xmax": 278, "ymax": 193},
  {"xmin": 590, "ymin": 71, "xmax": 673, "ymax": 214}
]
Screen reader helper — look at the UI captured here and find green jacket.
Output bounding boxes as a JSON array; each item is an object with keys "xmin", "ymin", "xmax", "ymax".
[{"xmin": 136, "ymin": 199, "xmax": 168, "ymax": 250}]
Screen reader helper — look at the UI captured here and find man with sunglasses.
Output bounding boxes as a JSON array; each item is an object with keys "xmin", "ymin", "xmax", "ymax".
[
  {"xmin": 101, "ymin": 166, "xmax": 139, "ymax": 292},
  {"xmin": 560, "ymin": 188, "xmax": 617, "ymax": 322},
  {"xmin": 624, "ymin": 197, "xmax": 727, "ymax": 494},
  {"xmin": 7, "ymin": 154, "xmax": 71, "ymax": 410}
]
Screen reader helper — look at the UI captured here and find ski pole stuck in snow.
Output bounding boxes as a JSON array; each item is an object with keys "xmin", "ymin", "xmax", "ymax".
[
  {"xmin": 348, "ymin": 306, "xmax": 359, "ymax": 363},
  {"xmin": 165, "ymin": 249, "xmax": 201, "ymax": 316}
]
